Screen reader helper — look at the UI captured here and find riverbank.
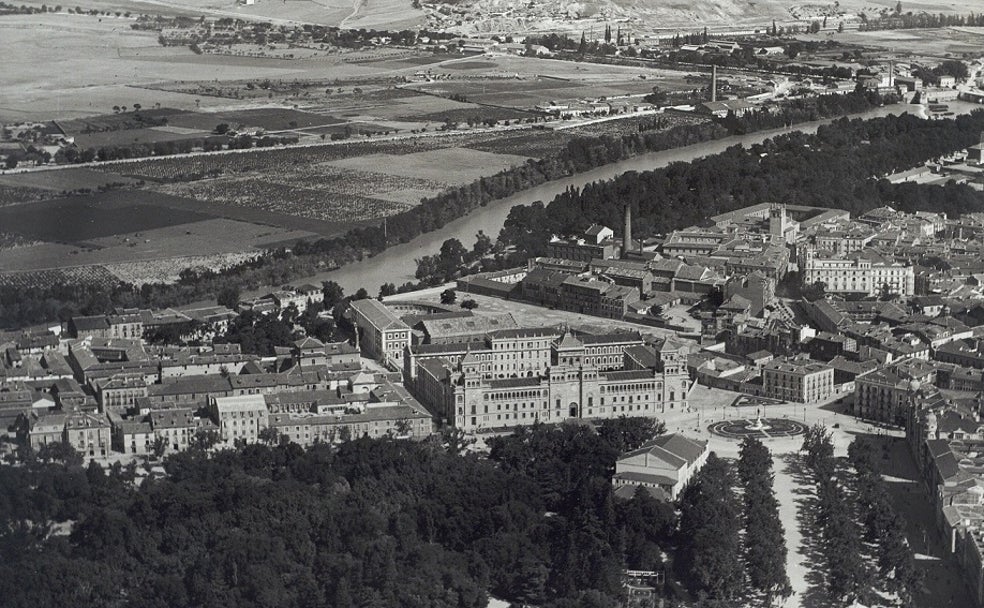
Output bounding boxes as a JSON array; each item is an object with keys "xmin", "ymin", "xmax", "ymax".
[{"xmin": 284, "ymin": 103, "xmax": 936, "ymax": 296}]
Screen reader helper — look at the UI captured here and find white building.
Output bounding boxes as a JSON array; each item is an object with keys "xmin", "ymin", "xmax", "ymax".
[
  {"xmin": 348, "ymin": 299, "xmax": 411, "ymax": 367},
  {"xmin": 612, "ymin": 434, "xmax": 709, "ymax": 500},
  {"xmin": 801, "ymin": 248, "xmax": 914, "ymax": 296}
]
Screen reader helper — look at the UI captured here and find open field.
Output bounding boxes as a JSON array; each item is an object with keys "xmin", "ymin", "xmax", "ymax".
[
  {"xmin": 324, "ymin": 147, "xmax": 530, "ymax": 182},
  {"xmin": 0, "ymin": 192, "xmax": 212, "ymax": 243},
  {"xmin": 0, "ymin": 216, "xmax": 316, "ymax": 273},
  {"xmin": 73, "ymin": 127, "xmax": 223, "ymax": 148},
  {"xmin": 801, "ymin": 27, "xmax": 984, "ymax": 57},
  {"xmin": 0, "ymin": 168, "xmax": 141, "ymax": 194},
  {"xmin": 149, "ymin": 147, "xmax": 527, "ymax": 223},
  {"xmin": 165, "ymin": 107, "xmax": 343, "ymax": 132},
  {"xmin": 58, "ymin": 108, "xmax": 186, "ymax": 133},
  {"xmin": 464, "ymin": 128, "xmax": 575, "ymax": 156},
  {"xmin": 0, "ymin": 14, "xmax": 308, "ymax": 122}
]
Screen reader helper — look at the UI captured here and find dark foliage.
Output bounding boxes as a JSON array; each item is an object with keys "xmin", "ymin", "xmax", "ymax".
[
  {"xmin": 0, "ymin": 420, "xmax": 674, "ymax": 607},
  {"xmin": 501, "ymin": 111, "xmax": 984, "ymax": 255},
  {"xmin": 676, "ymin": 453, "xmax": 743, "ymax": 600}
]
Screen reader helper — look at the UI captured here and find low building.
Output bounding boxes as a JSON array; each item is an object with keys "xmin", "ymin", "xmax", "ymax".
[
  {"xmin": 698, "ymin": 99, "xmax": 757, "ymax": 118},
  {"xmin": 612, "ymin": 434, "xmax": 709, "ymax": 500}
]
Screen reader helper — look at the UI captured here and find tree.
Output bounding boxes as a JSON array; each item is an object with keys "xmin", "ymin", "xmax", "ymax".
[
  {"xmin": 597, "ymin": 417, "xmax": 665, "ymax": 453},
  {"xmin": 643, "ymin": 86, "xmax": 668, "ymax": 105},
  {"xmin": 438, "ymin": 238, "xmax": 468, "ymax": 280},
  {"xmin": 378, "ymin": 283, "xmax": 397, "ymax": 299},
  {"xmin": 676, "ymin": 453, "xmax": 743, "ymax": 600},
  {"xmin": 460, "ymin": 298, "xmax": 478, "ymax": 310},
  {"xmin": 258, "ymin": 426, "xmax": 280, "ymax": 446},
  {"xmin": 37, "ymin": 441, "xmax": 84, "ymax": 467},
  {"xmin": 189, "ymin": 428, "xmax": 220, "ymax": 451},
  {"xmin": 472, "ymin": 231, "xmax": 493, "ymax": 257},
  {"xmin": 738, "ymin": 437, "xmax": 791, "ymax": 603},
  {"xmin": 440, "ymin": 289, "xmax": 457, "ymax": 305},
  {"xmin": 214, "ymin": 123, "xmax": 230, "ymax": 135},
  {"xmin": 216, "ymin": 285, "xmax": 240, "ymax": 309},
  {"xmin": 150, "ymin": 436, "xmax": 168, "ymax": 460},
  {"xmin": 322, "ymin": 281, "xmax": 344, "ymax": 309},
  {"xmin": 353, "ymin": 288, "xmax": 369, "ymax": 301},
  {"xmin": 394, "ymin": 418, "xmax": 412, "ymax": 437}
]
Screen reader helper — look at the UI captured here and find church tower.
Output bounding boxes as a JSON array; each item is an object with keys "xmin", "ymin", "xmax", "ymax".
[{"xmin": 769, "ymin": 203, "xmax": 789, "ymax": 241}]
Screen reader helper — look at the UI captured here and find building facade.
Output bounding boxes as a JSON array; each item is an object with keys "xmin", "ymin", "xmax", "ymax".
[
  {"xmin": 761, "ymin": 358, "xmax": 835, "ymax": 403},
  {"xmin": 348, "ymin": 299, "xmax": 411, "ymax": 367}
]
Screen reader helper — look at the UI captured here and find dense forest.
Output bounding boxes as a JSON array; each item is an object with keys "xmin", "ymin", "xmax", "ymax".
[
  {"xmin": 499, "ymin": 110, "xmax": 984, "ymax": 255},
  {"xmin": 0, "ymin": 419, "xmax": 687, "ymax": 608}
]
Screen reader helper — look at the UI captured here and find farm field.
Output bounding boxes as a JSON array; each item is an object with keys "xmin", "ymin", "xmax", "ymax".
[
  {"xmin": 165, "ymin": 108, "xmax": 344, "ymax": 132},
  {"xmin": 73, "ymin": 127, "xmax": 222, "ymax": 149},
  {"xmin": 0, "ymin": 168, "xmax": 141, "ymax": 194},
  {"xmin": 398, "ymin": 106, "xmax": 535, "ymax": 124},
  {"xmin": 0, "ymin": 192, "xmax": 213, "ymax": 243},
  {"xmin": 148, "ymin": 147, "xmax": 527, "ymax": 224},
  {"xmin": 560, "ymin": 112, "xmax": 710, "ymax": 138},
  {"xmin": 0, "ymin": 265, "xmax": 123, "ymax": 290},
  {"xmin": 464, "ymin": 129, "xmax": 576, "ymax": 157},
  {"xmin": 58, "ymin": 108, "xmax": 187, "ymax": 133},
  {"xmin": 0, "ymin": 14, "xmax": 303, "ymax": 122},
  {"xmin": 801, "ymin": 27, "xmax": 984, "ymax": 56},
  {"xmin": 324, "ymin": 147, "xmax": 530, "ymax": 183},
  {"xmin": 0, "ymin": 217, "xmax": 315, "ymax": 273}
]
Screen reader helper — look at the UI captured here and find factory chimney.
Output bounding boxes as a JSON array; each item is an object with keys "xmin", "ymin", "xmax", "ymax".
[
  {"xmin": 711, "ymin": 65, "xmax": 717, "ymax": 102},
  {"xmin": 623, "ymin": 204, "xmax": 632, "ymax": 258}
]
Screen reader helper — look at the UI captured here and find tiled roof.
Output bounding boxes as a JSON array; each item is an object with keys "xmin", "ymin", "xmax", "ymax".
[{"xmin": 349, "ymin": 299, "xmax": 408, "ymax": 331}]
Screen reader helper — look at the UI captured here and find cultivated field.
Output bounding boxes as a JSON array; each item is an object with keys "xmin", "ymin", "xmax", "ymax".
[
  {"xmin": 0, "ymin": 168, "xmax": 140, "ymax": 195},
  {"xmin": 165, "ymin": 108, "xmax": 343, "ymax": 132},
  {"xmin": 0, "ymin": 14, "xmax": 302, "ymax": 122},
  {"xmin": 0, "ymin": 192, "xmax": 212, "ymax": 243},
  {"xmin": 324, "ymin": 147, "xmax": 530, "ymax": 182},
  {"xmin": 0, "ymin": 265, "xmax": 123, "ymax": 289},
  {"xmin": 102, "ymin": 251, "xmax": 263, "ymax": 284},
  {"xmin": 146, "ymin": 146, "xmax": 527, "ymax": 223},
  {"xmin": 0, "ymin": 216, "xmax": 316, "ymax": 272}
]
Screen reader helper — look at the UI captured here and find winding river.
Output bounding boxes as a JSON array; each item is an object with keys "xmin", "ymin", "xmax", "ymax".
[{"xmin": 256, "ymin": 102, "xmax": 949, "ymax": 297}]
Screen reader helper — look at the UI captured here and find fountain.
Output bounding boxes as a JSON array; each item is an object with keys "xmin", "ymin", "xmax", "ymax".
[
  {"xmin": 747, "ymin": 417, "xmax": 768, "ymax": 432},
  {"xmin": 708, "ymin": 416, "xmax": 807, "ymax": 439}
]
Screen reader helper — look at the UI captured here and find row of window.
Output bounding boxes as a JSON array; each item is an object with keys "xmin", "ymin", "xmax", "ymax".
[{"xmin": 462, "ymin": 401, "xmax": 674, "ymax": 428}]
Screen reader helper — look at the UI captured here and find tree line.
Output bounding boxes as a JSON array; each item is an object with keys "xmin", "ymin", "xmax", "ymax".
[
  {"xmin": 802, "ymin": 424, "xmax": 869, "ymax": 604},
  {"xmin": 499, "ymin": 110, "xmax": 984, "ymax": 256},
  {"xmin": 800, "ymin": 426, "xmax": 920, "ymax": 605},
  {"xmin": 675, "ymin": 438, "xmax": 790, "ymax": 606}
]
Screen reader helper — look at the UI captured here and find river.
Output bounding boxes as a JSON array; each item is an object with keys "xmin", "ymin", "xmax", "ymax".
[{"xmin": 299, "ymin": 104, "xmax": 935, "ymax": 295}]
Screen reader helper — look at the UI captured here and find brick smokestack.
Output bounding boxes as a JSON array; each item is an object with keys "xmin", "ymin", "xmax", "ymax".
[
  {"xmin": 711, "ymin": 65, "xmax": 717, "ymax": 102},
  {"xmin": 623, "ymin": 203, "xmax": 632, "ymax": 258}
]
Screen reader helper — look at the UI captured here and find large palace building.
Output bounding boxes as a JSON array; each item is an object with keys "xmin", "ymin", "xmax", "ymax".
[{"xmin": 405, "ymin": 327, "xmax": 691, "ymax": 432}]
